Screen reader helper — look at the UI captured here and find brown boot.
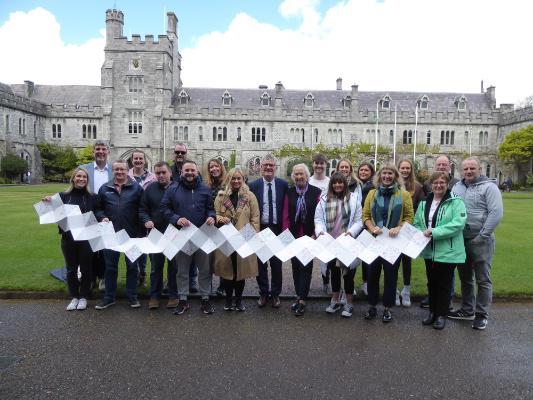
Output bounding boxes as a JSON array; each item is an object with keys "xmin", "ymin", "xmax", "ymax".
[
  {"xmin": 148, "ymin": 298, "xmax": 160, "ymax": 309},
  {"xmin": 166, "ymin": 298, "xmax": 179, "ymax": 308}
]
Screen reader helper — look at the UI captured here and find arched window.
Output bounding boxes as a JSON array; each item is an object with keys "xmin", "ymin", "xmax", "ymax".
[
  {"xmin": 82, "ymin": 124, "xmax": 86, "ymax": 138},
  {"xmin": 381, "ymin": 95, "xmax": 392, "ymax": 110},
  {"xmin": 52, "ymin": 124, "xmax": 56, "ymax": 138},
  {"xmin": 456, "ymin": 95, "xmax": 467, "ymax": 111},
  {"xmin": 484, "ymin": 131, "xmax": 489, "ymax": 145},
  {"xmin": 314, "ymin": 128, "xmax": 319, "ymax": 143},
  {"xmin": 222, "ymin": 90, "xmax": 232, "ymax": 106},
  {"xmin": 478, "ymin": 131, "xmax": 484, "ymax": 145},
  {"xmin": 93, "ymin": 125, "xmax": 97, "ymax": 139},
  {"xmin": 216, "ymin": 156, "xmax": 229, "ymax": 169},
  {"xmin": 174, "ymin": 126, "xmax": 179, "ymax": 141},
  {"xmin": 301, "ymin": 128, "xmax": 305, "ymax": 143},
  {"xmin": 198, "ymin": 126, "xmax": 203, "ymax": 142},
  {"xmin": 327, "ymin": 159, "xmax": 338, "ymax": 177},
  {"xmin": 440, "ymin": 130, "xmax": 445, "ymax": 145},
  {"xmin": 237, "ymin": 127, "xmax": 241, "ymax": 142},
  {"xmin": 247, "ymin": 156, "xmax": 262, "ymax": 177},
  {"xmin": 304, "ymin": 93, "xmax": 314, "ymax": 107},
  {"xmin": 403, "ymin": 130, "xmax": 413, "ymax": 144},
  {"xmin": 184, "ymin": 126, "xmax": 189, "ymax": 141},
  {"xmin": 18, "ymin": 118, "xmax": 22, "ymax": 134},
  {"xmin": 213, "ymin": 127, "xmax": 217, "ymax": 141},
  {"xmin": 464, "ymin": 131, "xmax": 469, "ymax": 145},
  {"xmin": 426, "ymin": 130, "xmax": 431, "ymax": 145},
  {"xmin": 57, "ymin": 124, "xmax": 62, "ymax": 138},
  {"xmin": 260, "ymin": 92, "xmax": 271, "ymax": 106},
  {"xmin": 486, "ymin": 164, "xmax": 491, "ymax": 177},
  {"xmin": 178, "ymin": 90, "xmax": 189, "ymax": 105},
  {"xmin": 450, "ymin": 130, "xmax": 455, "ymax": 145},
  {"xmin": 419, "ymin": 95, "xmax": 429, "ymax": 110},
  {"xmin": 390, "ymin": 129, "xmax": 395, "ymax": 144},
  {"xmin": 223, "ymin": 127, "xmax": 227, "ymax": 141}
]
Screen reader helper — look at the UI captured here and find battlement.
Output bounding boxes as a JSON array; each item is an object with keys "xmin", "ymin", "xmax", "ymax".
[
  {"xmin": 0, "ymin": 91, "xmax": 47, "ymax": 116},
  {"xmin": 44, "ymin": 103, "xmax": 102, "ymax": 116},
  {"xmin": 500, "ymin": 105, "xmax": 533, "ymax": 126}
]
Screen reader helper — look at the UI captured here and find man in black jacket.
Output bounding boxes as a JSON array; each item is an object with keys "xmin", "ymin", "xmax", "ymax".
[
  {"xmin": 161, "ymin": 160, "xmax": 216, "ymax": 315},
  {"xmin": 139, "ymin": 161, "xmax": 178, "ymax": 309},
  {"xmin": 94, "ymin": 160, "xmax": 143, "ymax": 310}
]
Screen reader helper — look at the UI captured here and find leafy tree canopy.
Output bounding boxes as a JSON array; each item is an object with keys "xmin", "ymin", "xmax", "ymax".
[
  {"xmin": 1, "ymin": 153, "xmax": 28, "ymax": 181},
  {"xmin": 498, "ymin": 125, "xmax": 533, "ymax": 165}
]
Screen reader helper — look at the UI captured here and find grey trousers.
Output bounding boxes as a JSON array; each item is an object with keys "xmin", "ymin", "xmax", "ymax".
[
  {"xmin": 175, "ymin": 251, "xmax": 210, "ymax": 301},
  {"xmin": 457, "ymin": 236, "xmax": 495, "ymax": 318}
]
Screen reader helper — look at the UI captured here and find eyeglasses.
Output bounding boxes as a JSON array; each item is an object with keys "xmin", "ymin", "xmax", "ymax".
[{"xmin": 174, "ymin": 151, "xmax": 187, "ymax": 155}]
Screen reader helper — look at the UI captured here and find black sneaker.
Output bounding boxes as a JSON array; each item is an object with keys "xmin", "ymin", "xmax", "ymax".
[
  {"xmin": 95, "ymin": 299, "xmax": 115, "ymax": 310},
  {"xmin": 174, "ymin": 300, "xmax": 190, "ymax": 315},
  {"xmin": 235, "ymin": 300, "xmax": 246, "ymax": 312},
  {"xmin": 295, "ymin": 303, "xmax": 305, "ymax": 317},
  {"xmin": 364, "ymin": 306, "xmax": 377, "ymax": 320},
  {"xmin": 291, "ymin": 302, "xmax": 299, "ymax": 311},
  {"xmin": 382, "ymin": 308, "xmax": 393, "ymax": 323},
  {"xmin": 224, "ymin": 299, "xmax": 234, "ymax": 311},
  {"xmin": 201, "ymin": 299, "xmax": 215, "ymax": 314},
  {"xmin": 447, "ymin": 309, "xmax": 475, "ymax": 320},
  {"xmin": 129, "ymin": 299, "xmax": 141, "ymax": 308},
  {"xmin": 472, "ymin": 315, "xmax": 488, "ymax": 330}
]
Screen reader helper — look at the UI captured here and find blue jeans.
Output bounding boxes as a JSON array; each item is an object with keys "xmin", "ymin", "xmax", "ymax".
[
  {"xmin": 150, "ymin": 253, "xmax": 178, "ymax": 299},
  {"xmin": 103, "ymin": 249, "xmax": 139, "ymax": 301}
]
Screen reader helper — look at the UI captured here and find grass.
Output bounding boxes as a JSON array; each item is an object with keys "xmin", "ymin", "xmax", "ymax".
[{"xmin": 1, "ymin": 184, "xmax": 532, "ymax": 296}]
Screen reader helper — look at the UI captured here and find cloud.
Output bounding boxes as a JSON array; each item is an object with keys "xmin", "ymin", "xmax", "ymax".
[
  {"xmin": 181, "ymin": 0, "xmax": 533, "ymax": 105},
  {"xmin": 0, "ymin": 7, "xmax": 104, "ymax": 85}
]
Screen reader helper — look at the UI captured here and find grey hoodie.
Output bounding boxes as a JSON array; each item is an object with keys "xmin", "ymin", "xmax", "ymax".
[{"xmin": 452, "ymin": 176, "xmax": 503, "ymax": 239}]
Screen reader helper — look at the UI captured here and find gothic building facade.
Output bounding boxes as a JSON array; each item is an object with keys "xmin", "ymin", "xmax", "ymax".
[{"xmin": 1, "ymin": 9, "xmax": 532, "ymax": 182}]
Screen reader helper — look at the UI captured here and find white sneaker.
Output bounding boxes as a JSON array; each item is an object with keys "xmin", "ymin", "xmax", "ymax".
[
  {"xmin": 325, "ymin": 301, "xmax": 341, "ymax": 314},
  {"xmin": 98, "ymin": 279, "xmax": 105, "ymax": 291},
  {"xmin": 66, "ymin": 298, "xmax": 79, "ymax": 311},
  {"xmin": 400, "ymin": 287, "xmax": 411, "ymax": 307},
  {"xmin": 339, "ymin": 290, "xmax": 347, "ymax": 305},
  {"xmin": 395, "ymin": 290, "xmax": 401, "ymax": 306},
  {"xmin": 341, "ymin": 304, "xmax": 354, "ymax": 318},
  {"xmin": 361, "ymin": 282, "xmax": 368, "ymax": 296},
  {"xmin": 77, "ymin": 298, "xmax": 87, "ymax": 310}
]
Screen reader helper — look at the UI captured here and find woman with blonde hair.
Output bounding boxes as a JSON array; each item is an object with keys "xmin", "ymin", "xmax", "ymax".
[
  {"xmin": 395, "ymin": 158, "xmax": 425, "ymax": 307},
  {"xmin": 42, "ymin": 167, "xmax": 98, "ymax": 311},
  {"xmin": 362, "ymin": 164, "xmax": 414, "ymax": 322},
  {"xmin": 213, "ymin": 168, "xmax": 260, "ymax": 311}
]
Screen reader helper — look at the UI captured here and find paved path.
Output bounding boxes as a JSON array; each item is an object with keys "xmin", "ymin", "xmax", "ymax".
[{"xmin": 1, "ymin": 300, "xmax": 531, "ymax": 399}]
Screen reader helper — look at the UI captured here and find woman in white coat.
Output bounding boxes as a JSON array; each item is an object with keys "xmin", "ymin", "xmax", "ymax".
[{"xmin": 315, "ymin": 172, "xmax": 363, "ymax": 318}]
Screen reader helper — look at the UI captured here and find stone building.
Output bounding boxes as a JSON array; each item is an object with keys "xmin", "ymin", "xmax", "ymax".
[{"xmin": 1, "ymin": 9, "xmax": 532, "ymax": 182}]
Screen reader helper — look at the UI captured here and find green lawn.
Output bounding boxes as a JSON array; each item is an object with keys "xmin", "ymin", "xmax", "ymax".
[{"xmin": 0, "ymin": 184, "xmax": 532, "ymax": 296}]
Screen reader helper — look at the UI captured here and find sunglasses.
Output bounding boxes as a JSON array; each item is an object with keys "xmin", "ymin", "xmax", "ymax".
[{"xmin": 174, "ymin": 151, "xmax": 187, "ymax": 155}]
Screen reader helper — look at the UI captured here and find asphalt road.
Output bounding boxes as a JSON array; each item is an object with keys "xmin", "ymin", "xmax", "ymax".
[{"xmin": 0, "ymin": 299, "xmax": 531, "ymax": 400}]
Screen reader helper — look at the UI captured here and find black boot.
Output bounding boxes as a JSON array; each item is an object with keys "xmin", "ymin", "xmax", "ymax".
[
  {"xmin": 433, "ymin": 316, "xmax": 446, "ymax": 330},
  {"xmin": 422, "ymin": 312, "xmax": 435, "ymax": 325}
]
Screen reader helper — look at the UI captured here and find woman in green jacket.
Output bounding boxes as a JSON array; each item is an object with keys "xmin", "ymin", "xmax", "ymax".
[{"xmin": 414, "ymin": 171, "xmax": 467, "ymax": 330}]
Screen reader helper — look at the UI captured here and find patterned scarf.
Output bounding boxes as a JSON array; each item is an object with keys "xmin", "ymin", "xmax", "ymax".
[
  {"xmin": 325, "ymin": 195, "xmax": 350, "ymax": 233},
  {"xmin": 371, "ymin": 183, "xmax": 403, "ymax": 228},
  {"xmin": 222, "ymin": 190, "xmax": 249, "ymax": 224},
  {"xmin": 295, "ymin": 183, "xmax": 309, "ymax": 223}
]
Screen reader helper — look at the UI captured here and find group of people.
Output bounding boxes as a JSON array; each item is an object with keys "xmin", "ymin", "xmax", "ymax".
[{"xmin": 46, "ymin": 141, "xmax": 503, "ymax": 331}]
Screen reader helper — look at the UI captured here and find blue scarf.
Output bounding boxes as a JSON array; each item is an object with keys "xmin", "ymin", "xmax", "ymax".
[{"xmin": 371, "ymin": 184, "xmax": 403, "ymax": 228}]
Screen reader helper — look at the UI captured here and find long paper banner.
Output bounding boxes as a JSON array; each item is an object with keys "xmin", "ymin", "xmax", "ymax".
[{"xmin": 34, "ymin": 195, "xmax": 430, "ymax": 264}]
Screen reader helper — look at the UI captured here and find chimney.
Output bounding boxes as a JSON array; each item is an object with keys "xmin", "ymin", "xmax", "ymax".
[
  {"xmin": 24, "ymin": 80, "xmax": 34, "ymax": 98},
  {"xmin": 336, "ymin": 77, "xmax": 342, "ymax": 91},
  {"xmin": 481, "ymin": 80, "xmax": 484, "ymax": 93},
  {"xmin": 275, "ymin": 81, "xmax": 284, "ymax": 95},
  {"xmin": 351, "ymin": 84, "xmax": 358, "ymax": 98},
  {"xmin": 486, "ymin": 86, "xmax": 496, "ymax": 109}
]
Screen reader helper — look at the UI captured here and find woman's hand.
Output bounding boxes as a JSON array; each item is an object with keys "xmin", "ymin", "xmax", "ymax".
[
  {"xmin": 218, "ymin": 216, "xmax": 231, "ymax": 225},
  {"xmin": 42, "ymin": 195, "xmax": 52, "ymax": 202},
  {"xmin": 344, "ymin": 232, "xmax": 352, "ymax": 237},
  {"xmin": 423, "ymin": 228, "xmax": 432, "ymax": 237},
  {"xmin": 388, "ymin": 227, "xmax": 400, "ymax": 237},
  {"xmin": 371, "ymin": 227, "xmax": 383, "ymax": 235}
]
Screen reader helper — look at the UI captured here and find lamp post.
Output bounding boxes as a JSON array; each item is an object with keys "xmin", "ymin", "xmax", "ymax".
[{"xmin": 374, "ymin": 100, "xmax": 380, "ymax": 165}]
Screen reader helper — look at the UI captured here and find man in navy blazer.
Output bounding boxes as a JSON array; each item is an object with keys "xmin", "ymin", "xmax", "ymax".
[{"xmin": 248, "ymin": 154, "xmax": 288, "ymax": 308}]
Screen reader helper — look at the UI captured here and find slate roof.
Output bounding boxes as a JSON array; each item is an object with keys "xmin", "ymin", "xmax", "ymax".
[
  {"xmin": 0, "ymin": 82, "xmax": 14, "ymax": 95},
  {"xmin": 10, "ymin": 84, "xmax": 101, "ymax": 106},
  {"xmin": 178, "ymin": 87, "xmax": 493, "ymax": 113}
]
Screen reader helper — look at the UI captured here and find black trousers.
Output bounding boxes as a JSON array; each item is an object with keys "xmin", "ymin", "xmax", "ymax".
[
  {"xmin": 425, "ymin": 259, "xmax": 455, "ymax": 316},
  {"xmin": 399, "ymin": 254, "xmax": 412, "ymax": 286},
  {"xmin": 367, "ymin": 257, "xmax": 401, "ymax": 307},
  {"xmin": 91, "ymin": 250, "xmax": 106, "ymax": 282},
  {"xmin": 61, "ymin": 237, "xmax": 93, "ymax": 298},
  {"xmin": 328, "ymin": 261, "xmax": 356, "ymax": 295},
  {"xmin": 361, "ymin": 262, "xmax": 369, "ymax": 282},
  {"xmin": 224, "ymin": 253, "xmax": 245, "ymax": 300},
  {"xmin": 291, "ymin": 258, "xmax": 313, "ymax": 301},
  {"xmin": 256, "ymin": 224, "xmax": 282, "ymax": 297}
]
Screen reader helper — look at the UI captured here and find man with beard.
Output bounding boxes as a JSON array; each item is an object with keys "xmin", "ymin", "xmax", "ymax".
[{"xmin": 161, "ymin": 160, "xmax": 216, "ymax": 315}]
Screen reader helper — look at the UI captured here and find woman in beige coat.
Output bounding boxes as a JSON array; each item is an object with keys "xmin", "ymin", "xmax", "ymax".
[{"xmin": 213, "ymin": 167, "xmax": 260, "ymax": 311}]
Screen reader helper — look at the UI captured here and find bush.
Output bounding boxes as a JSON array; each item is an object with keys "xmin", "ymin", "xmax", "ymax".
[
  {"xmin": 1, "ymin": 153, "xmax": 28, "ymax": 181},
  {"xmin": 526, "ymin": 175, "xmax": 533, "ymax": 187}
]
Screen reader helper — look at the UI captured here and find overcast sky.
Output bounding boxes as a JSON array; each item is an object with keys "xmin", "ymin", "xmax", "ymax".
[{"xmin": 0, "ymin": 0, "xmax": 531, "ymax": 106}]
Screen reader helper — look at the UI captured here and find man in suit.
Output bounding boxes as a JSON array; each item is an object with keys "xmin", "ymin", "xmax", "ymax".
[
  {"xmin": 79, "ymin": 140, "xmax": 113, "ymax": 291},
  {"xmin": 79, "ymin": 140, "xmax": 113, "ymax": 193},
  {"xmin": 248, "ymin": 154, "xmax": 289, "ymax": 308}
]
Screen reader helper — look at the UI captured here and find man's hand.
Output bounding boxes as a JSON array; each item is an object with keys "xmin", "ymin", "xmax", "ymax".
[
  {"xmin": 205, "ymin": 217, "xmax": 215, "ymax": 226},
  {"xmin": 177, "ymin": 217, "xmax": 190, "ymax": 227},
  {"xmin": 145, "ymin": 221, "xmax": 154, "ymax": 229}
]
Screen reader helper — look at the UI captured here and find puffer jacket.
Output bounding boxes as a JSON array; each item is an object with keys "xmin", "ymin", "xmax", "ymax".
[
  {"xmin": 95, "ymin": 177, "xmax": 143, "ymax": 237},
  {"xmin": 413, "ymin": 190, "xmax": 467, "ymax": 263}
]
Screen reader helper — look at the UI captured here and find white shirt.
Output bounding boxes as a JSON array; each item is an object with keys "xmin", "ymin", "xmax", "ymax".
[
  {"xmin": 428, "ymin": 200, "xmax": 440, "ymax": 227},
  {"xmin": 309, "ymin": 175, "xmax": 330, "ymax": 195},
  {"xmin": 262, "ymin": 178, "xmax": 277, "ymax": 225},
  {"xmin": 93, "ymin": 162, "xmax": 110, "ymax": 193}
]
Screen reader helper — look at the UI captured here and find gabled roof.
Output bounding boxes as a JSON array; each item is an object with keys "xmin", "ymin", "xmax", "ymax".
[{"xmin": 10, "ymin": 84, "xmax": 101, "ymax": 106}]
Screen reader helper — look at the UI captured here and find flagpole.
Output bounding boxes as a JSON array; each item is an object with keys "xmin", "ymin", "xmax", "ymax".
[
  {"xmin": 374, "ymin": 101, "xmax": 379, "ymax": 165},
  {"xmin": 413, "ymin": 103, "xmax": 418, "ymax": 161},
  {"xmin": 393, "ymin": 104, "xmax": 397, "ymax": 165}
]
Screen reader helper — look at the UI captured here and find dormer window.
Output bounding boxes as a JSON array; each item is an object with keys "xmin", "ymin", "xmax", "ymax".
[
  {"xmin": 342, "ymin": 96, "xmax": 352, "ymax": 109},
  {"xmin": 178, "ymin": 89, "xmax": 190, "ymax": 105},
  {"xmin": 222, "ymin": 90, "xmax": 233, "ymax": 106},
  {"xmin": 455, "ymin": 95, "xmax": 467, "ymax": 111},
  {"xmin": 260, "ymin": 92, "xmax": 271, "ymax": 106},
  {"xmin": 418, "ymin": 95, "xmax": 429, "ymax": 110},
  {"xmin": 304, "ymin": 93, "xmax": 314, "ymax": 107},
  {"xmin": 381, "ymin": 95, "xmax": 391, "ymax": 110}
]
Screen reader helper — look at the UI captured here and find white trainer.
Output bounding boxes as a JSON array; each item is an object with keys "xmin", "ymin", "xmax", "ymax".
[
  {"xmin": 400, "ymin": 287, "xmax": 411, "ymax": 307},
  {"xmin": 66, "ymin": 298, "xmax": 79, "ymax": 311},
  {"xmin": 361, "ymin": 282, "xmax": 368, "ymax": 296},
  {"xmin": 77, "ymin": 298, "xmax": 87, "ymax": 310},
  {"xmin": 395, "ymin": 290, "xmax": 401, "ymax": 306}
]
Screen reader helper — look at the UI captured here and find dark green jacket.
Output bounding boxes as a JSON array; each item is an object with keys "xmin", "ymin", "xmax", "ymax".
[{"xmin": 413, "ymin": 191, "xmax": 467, "ymax": 263}]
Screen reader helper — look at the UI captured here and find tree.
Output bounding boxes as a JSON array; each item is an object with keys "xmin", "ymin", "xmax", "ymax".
[
  {"xmin": 498, "ymin": 125, "xmax": 533, "ymax": 184},
  {"xmin": 37, "ymin": 142, "xmax": 79, "ymax": 182},
  {"xmin": 1, "ymin": 153, "xmax": 28, "ymax": 182},
  {"xmin": 77, "ymin": 144, "xmax": 94, "ymax": 165}
]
